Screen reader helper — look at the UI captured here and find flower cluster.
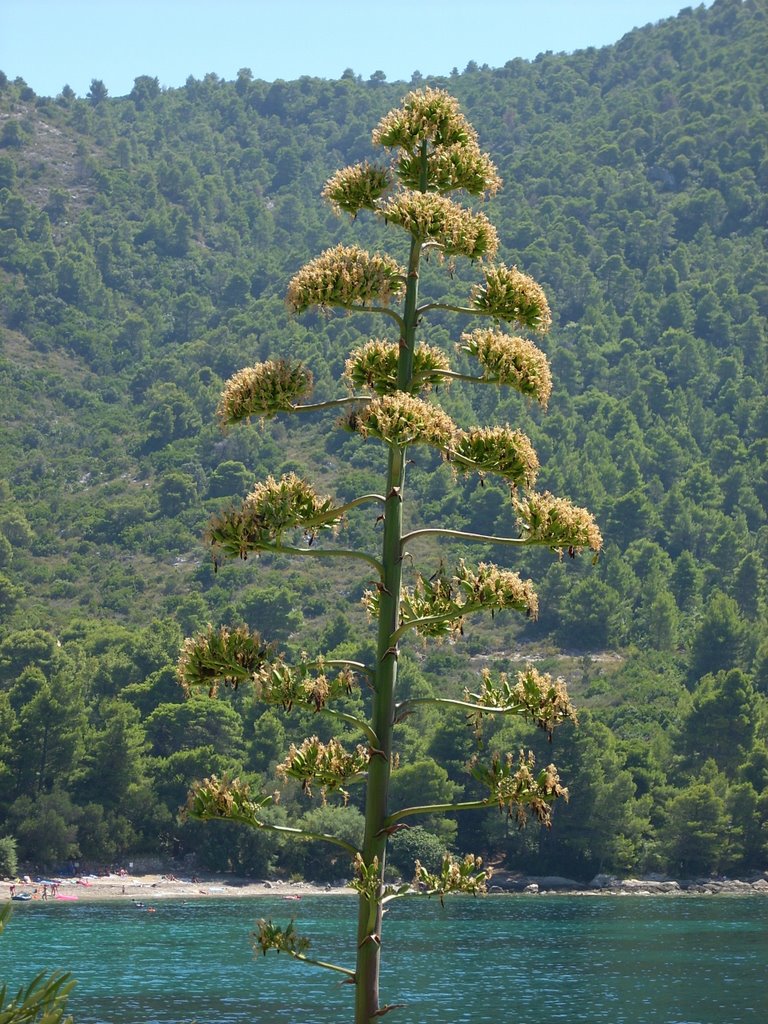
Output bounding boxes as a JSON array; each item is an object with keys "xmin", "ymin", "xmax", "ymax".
[
  {"xmin": 277, "ymin": 736, "xmax": 370, "ymax": 796},
  {"xmin": 466, "ymin": 666, "xmax": 576, "ymax": 739},
  {"xmin": 343, "ymin": 339, "xmax": 450, "ymax": 396},
  {"xmin": 452, "ymin": 426, "xmax": 539, "ymax": 487},
  {"xmin": 254, "ymin": 918, "xmax": 311, "ymax": 959},
  {"xmin": 186, "ymin": 774, "xmax": 275, "ymax": 828},
  {"xmin": 345, "ymin": 392, "xmax": 456, "ymax": 449},
  {"xmin": 471, "ymin": 265, "xmax": 552, "ymax": 333},
  {"xmin": 178, "ymin": 625, "xmax": 273, "ymax": 697},
  {"xmin": 397, "ymin": 141, "xmax": 501, "ymax": 196},
  {"xmin": 206, "ymin": 473, "xmax": 343, "ymax": 560},
  {"xmin": 217, "ymin": 359, "xmax": 313, "ymax": 425},
  {"xmin": 254, "ymin": 655, "xmax": 356, "ymax": 712},
  {"xmin": 513, "ymin": 490, "xmax": 603, "ymax": 555},
  {"xmin": 322, "ymin": 161, "xmax": 391, "ymax": 216},
  {"xmin": 349, "ymin": 853, "xmax": 382, "ymax": 903},
  {"xmin": 372, "ymin": 87, "xmax": 475, "ymax": 153},
  {"xmin": 413, "ymin": 853, "xmax": 490, "ymax": 906},
  {"xmin": 470, "ymin": 750, "xmax": 567, "ymax": 827},
  {"xmin": 394, "ymin": 569, "xmax": 458, "ymax": 639},
  {"xmin": 364, "ymin": 560, "xmax": 538, "ymax": 639},
  {"xmin": 455, "ymin": 561, "xmax": 539, "ymax": 619},
  {"xmin": 459, "ymin": 329, "xmax": 552, "ymax": 407},
  {"xmin": 286, "ymin": 244, "xmax": 404, "ymax": 313},
  {"xmin": 379, "ymin": 191, "xmax": 498, "ymax": 260}
]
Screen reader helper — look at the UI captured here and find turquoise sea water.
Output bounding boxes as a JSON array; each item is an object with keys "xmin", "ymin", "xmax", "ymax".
[{"xmin": 1, "ymin": 895, "xmax": 766, "ymax": 1024}]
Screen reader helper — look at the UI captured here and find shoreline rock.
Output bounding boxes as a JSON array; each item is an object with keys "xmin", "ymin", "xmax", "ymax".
[{"xmin": 487, "ymin": 870, "xmax": 768, "ymax": 896}]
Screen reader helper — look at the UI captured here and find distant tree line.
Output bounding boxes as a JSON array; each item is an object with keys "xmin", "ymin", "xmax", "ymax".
[{"xmin": 0, "ymin": 0, "xmax": 765, "ymax": 879}]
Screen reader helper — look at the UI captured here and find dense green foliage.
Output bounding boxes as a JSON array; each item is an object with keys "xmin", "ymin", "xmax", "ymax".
[{"xmin": 0, "ymin": 0, "xmax": 766, "ymax": 881}]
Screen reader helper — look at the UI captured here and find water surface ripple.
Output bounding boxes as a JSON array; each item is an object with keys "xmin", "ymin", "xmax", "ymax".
[{"xmin": 2, "ymin": 895, "xmax": 765, "ymax": 1023}]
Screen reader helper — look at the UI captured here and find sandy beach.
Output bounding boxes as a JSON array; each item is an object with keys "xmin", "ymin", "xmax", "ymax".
[
  {"xmin": 8, "ymin": 870, "xmax": 767, "ymax": 904},
  {"xmin": 7, "ymin": 873, "xmax": 350, "ymax": 904}
]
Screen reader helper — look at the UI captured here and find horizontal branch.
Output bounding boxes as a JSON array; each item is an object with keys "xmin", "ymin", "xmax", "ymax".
[
  {"xmin": 395, "ymin": 695, "xmax": 530, "ymax": 719},
  {"xmin": 332, "ymin": 492, "xmax": 387, "ymax": 515},
  {"xmin": 285, "ymin": 396, "xmax": 368, "ymax": 415},
  {"xmin": 302, "ymin": 658, "xmax": 374, "ymax": 679},
  {"xmin": 418, "ymin": 302, "xmax": 487, "ymax": 318},
  {"xmin": 401, "ymin": 527, "xmax": 590, "ymax": 553},
  {"xmin": 430, "ymin": 369, "xmax": 496, "ymax": 386},
  {"xmin": 204, "ymin": 813, "xmax": 360, "ymax": 857},
  {"xmin": 381, "ymin": 891, "xmax": 413, "ymax": 907},
  {"xmin": 441, "ymin": 445, "xmax": 515, "ymax": 476},
  {"xmin": 257, "ymin": 541, "xmax": 384, "ymax": 577},
  {"xmin": 297, "ymin": 492, "xmax": 385, "ymax": 533},
  {"xmin": 320, "ymin": 707, "xmax": 379, "ymax": 747},
  {"xmin": 401, "ymin": 527, "xmax": 526, "ymax": 548},
  {"xmin": 385, "ymin": 798, "xmax": 494, "ymax": 827},
  {"xmin": 287, "ymin": 950, "xmax": 356, "ymax": 979},
  {"xmin": 389, "ymin": 602, "xmax": 484, "ymax": 645},
  {"xmin": 336, "ymin": 302, "xmax": 405, "ymax": 332}
]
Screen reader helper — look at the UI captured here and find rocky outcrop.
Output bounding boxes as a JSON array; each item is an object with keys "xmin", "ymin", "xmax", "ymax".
[
  {"xmin": 587, "ymin": 873, "xmax": 768, "ymax": 895},
  {"xmin": 487, "ymin": 870, "xmax": 768, "ymax": 895}
]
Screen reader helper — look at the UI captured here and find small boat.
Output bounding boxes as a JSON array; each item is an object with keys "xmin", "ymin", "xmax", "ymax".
[{"xmin": 11, "ymin": 892, "xmax": 32, "ymax": 901}]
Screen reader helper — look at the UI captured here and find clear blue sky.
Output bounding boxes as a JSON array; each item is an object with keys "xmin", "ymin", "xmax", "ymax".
[{"xmin": 2, "ymin": 1, "xmax": 712, "ymax": 99}]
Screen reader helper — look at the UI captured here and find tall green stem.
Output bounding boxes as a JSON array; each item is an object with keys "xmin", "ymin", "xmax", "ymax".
[{"xmin": 354, "ymin": 142, "xmax": 427, "ymax": 1024}]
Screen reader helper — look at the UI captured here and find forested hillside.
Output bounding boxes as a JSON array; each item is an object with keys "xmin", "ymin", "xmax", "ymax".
[{"xmin": 0, "ymin": 0, "xmax": 766, "ymax": 881}]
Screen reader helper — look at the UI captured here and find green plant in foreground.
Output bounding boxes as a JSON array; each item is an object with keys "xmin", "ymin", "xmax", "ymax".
[
  {"xmin": 0, "ymin": 903, "xmax": 74, "ymax": 1024},
  {"xmin": 178, "ymin": 88, "xmax": 601, "ymax": 1023}
]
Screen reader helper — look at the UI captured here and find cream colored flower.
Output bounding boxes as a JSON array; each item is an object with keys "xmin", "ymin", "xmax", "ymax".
[
  {"xmin": 345, "ymin": 392, "xmax": 456, "ymax": 449},
  {"xmin": 286, "ymin": 244, "xmax": 405, "ymax": 313},
  {"xmin": 373, "ymin": 87, "xmax": 476, "ymax": 153},
  {"xmin": 459, "ymin": 329, "xmax": 552, "ymax": 407},
  {"xmin": 217, "ymin": 359, "xmax": 313, "ymax": 425},
  {"xmin": 322, "ymin": 161, "xmax": 391, "ymax": 216},
  {"xmin": 254, "ymin": 655, "xmax": 355, "ymax": 712},
  {"xmin": 455, "ymin": 560, "xmax": 539, "ymax": 620},
  {"xmin": 365, "ymin": 559, "xmax": 538, "ymax": 640},
  {"xmin": 470, "ymin": 749, "xmax": 567, "ymax": 826},
  {"xmin": 206, "ymin": 473, "xmax": 342, "ymax": 559},
  {"xmin": 471, "ymin": 265, "xmax": 552, "ymax": 332},
  {"xmin": 452, "ymin": 426, "xmax": 539, "ymax": 487},
  {"xmin": 413, "ymin": 852, "xmax": 490, "ymax": 902},
  {"xmin": 277, "ymin": 736, "xmax": 369, "ymax": 795},
  {"xmin": 397, "ymin": 140, "xmax": 501, "ymax": 196},
  {"xmin": 379, "ymin": 190, "xmax": 498, "ymax": 260},
  {"xmin": 467, "ymin": 666, "xmax": 576, "ymax": 737},
  {"xmin": 177, "ymin": 625, "xmax": 273, "ymax": 697},
  {"xmin": 343, "ymin": 339, "xmax": 450, "ymax": 395},
  {"xmin": 513, "ymin": 490, "xmax": 603, "ymax": 554}
]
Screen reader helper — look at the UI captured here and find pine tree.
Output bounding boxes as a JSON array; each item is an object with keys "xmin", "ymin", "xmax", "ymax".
[{"xmin": 177, "ymin": 88, "xmax": 601, "ymax": 1024}]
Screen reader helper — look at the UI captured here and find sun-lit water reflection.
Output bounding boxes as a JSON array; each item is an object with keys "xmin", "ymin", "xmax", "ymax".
[{"xmin": 2, "ymin": 895, "xmax": 766, "ymax": 1023}]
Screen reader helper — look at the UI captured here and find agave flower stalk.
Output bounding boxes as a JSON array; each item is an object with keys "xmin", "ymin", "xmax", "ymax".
[{"xmin": 178, "ymin": 88, "xmax": 601, "ymax": 1024}]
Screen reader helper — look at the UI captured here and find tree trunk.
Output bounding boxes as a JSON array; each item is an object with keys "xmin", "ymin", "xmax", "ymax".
[{"xmin": 354, "ymin": 221, "xmax": 422, "ymax": 1023}]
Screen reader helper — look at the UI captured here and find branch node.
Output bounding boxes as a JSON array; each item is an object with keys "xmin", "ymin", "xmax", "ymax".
[{"xmin": 376, "ymin": 822, "xmax": 411, "ymax": 838}]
